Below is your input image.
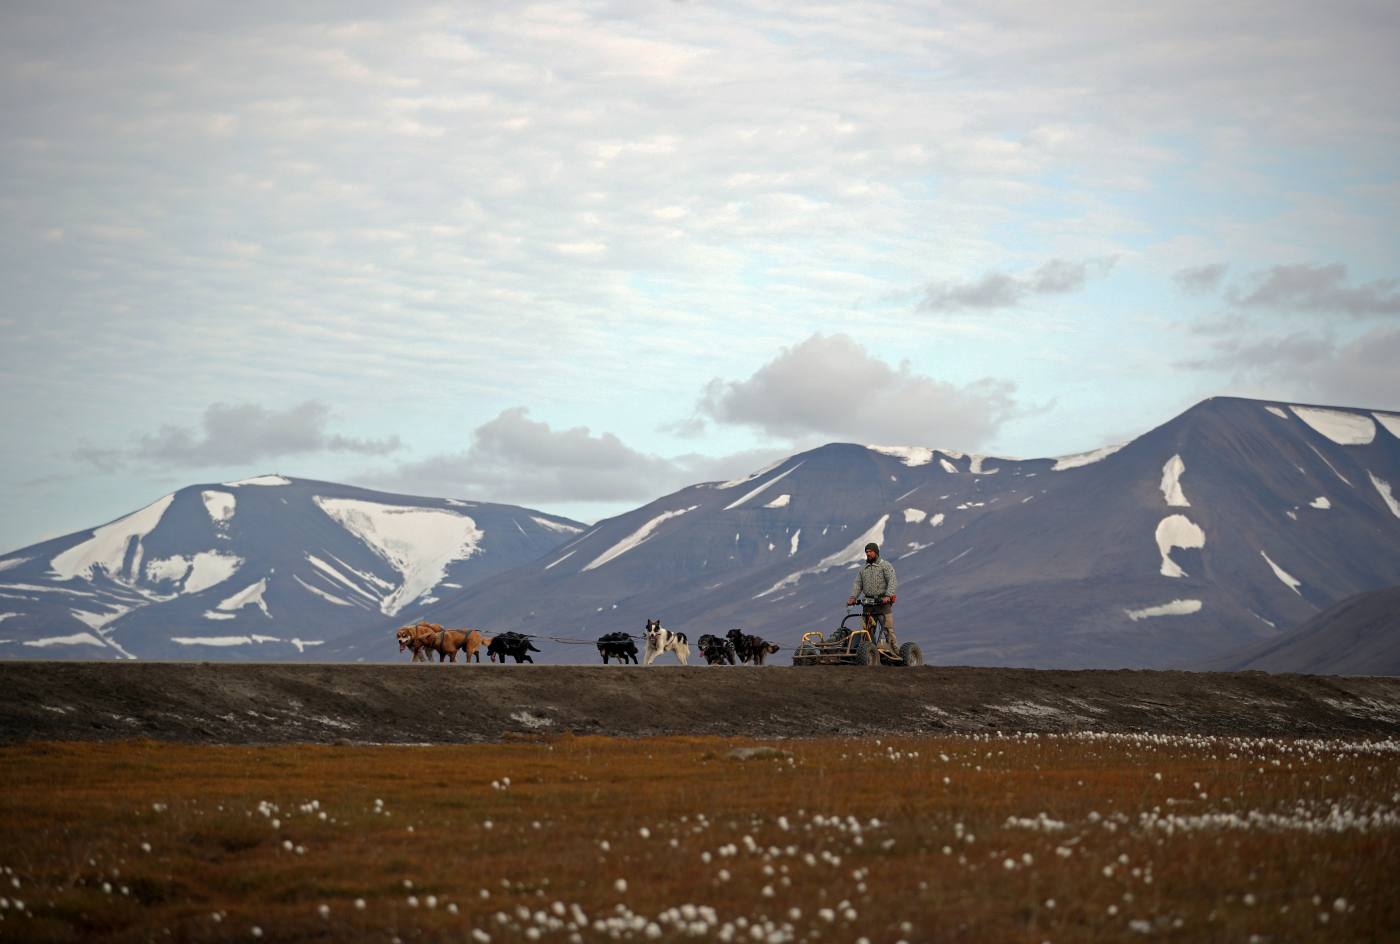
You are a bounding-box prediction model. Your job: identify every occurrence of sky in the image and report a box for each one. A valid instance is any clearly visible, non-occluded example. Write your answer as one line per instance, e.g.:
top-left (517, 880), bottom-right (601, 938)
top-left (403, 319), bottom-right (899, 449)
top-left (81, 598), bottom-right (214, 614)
top-left (2, 1), bottom-right (1398, 553)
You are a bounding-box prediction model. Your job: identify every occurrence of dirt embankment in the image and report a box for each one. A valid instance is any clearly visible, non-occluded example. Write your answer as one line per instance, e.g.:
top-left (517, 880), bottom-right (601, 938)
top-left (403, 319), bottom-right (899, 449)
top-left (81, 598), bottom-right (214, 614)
top-left (3, 662), bottom-right (1400, 745)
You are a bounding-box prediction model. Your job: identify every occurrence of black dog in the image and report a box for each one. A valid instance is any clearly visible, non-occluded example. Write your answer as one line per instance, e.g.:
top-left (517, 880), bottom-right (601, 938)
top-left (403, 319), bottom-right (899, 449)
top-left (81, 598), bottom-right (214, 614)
top-left (696, 633), bottom-right (737, 665)
top-left (726, 628), bottom-right (781, 666)
top-left (488, 632), bottom-right (540, 664)
top-left (596, 631), bottom-right (639, 665)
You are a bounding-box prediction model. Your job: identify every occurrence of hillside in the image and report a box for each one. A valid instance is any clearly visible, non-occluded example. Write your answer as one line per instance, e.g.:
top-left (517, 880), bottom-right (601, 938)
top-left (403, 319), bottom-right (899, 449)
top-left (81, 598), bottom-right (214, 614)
top-left (1203, 585), bottom-right (1400, 675)
top-left (4, 662), bottom-right (1400, 744)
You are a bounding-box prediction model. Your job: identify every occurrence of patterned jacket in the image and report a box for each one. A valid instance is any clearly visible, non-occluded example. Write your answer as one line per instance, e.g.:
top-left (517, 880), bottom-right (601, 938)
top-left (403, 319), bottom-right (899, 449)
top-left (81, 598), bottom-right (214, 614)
top-left (852, 557), bottom-right (897, 600)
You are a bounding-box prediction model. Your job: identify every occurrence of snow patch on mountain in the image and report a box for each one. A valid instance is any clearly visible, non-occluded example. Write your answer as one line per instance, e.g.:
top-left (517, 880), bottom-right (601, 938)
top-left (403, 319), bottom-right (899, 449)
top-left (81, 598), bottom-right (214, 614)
top-left (531, 516), bottom-right (584, 534)
top-left (723, 462), bottom-right (803, 511)
top-left (765, 494), bottom-right (791, 509)
top-left (71, 604), bottom-right (132, 632)
top-left (716, 458), bottom-right (787, 490)
top-left (584, 506), bottom-right (699, 572)
top-left (1310, 496), bottom-right (1331, 510)
top-left (938, 458), bottom-right (959, 474)
top-left (1375, 412), bottom-right (1400, 439)
top-left (1307, 443), bottom-right (1352, 486)
top-left (314, 498), bottom-right (484, 614)
top-left (545, 550), bottom-right (576, 570)
top-left (1291, 406), bottom-right (1375, 445)
top-left (969, 455), bottom-right (1004, 474)
top-left (294, 575), bottom-right (354, 607)
top-left (24, 632), bottom-right (107, 648)
top-left (1053, 443), bottom-right (1125, 471)
top-left (144, 551), bottom-right (242, 595)
top-left (49, 494), bottom-right (175, 581)
top-left (1160, 455), bottom-right (1190, 507)
top-left (1156, 515), bottom-right (1205, 578)
top-left (202, 490), bottom-right (236, 527)
top-left (868, 446), bottom-right (934, 467)
top-left (206, 578), bottom-right (271, 620)
top-left (929, 513), bottom-right (946, 527)
top-left (1370, 472), bottom-right (1400, 518)
top-left (789, 529), bottom-right (801, 556)
top-left (224, 474), bottom-right (292, 487)
top-left (1125, 599), bottom-right (1202, 621)
top-left (757, 515), bottom-right (890, 598)
top-left (0, 557), bottom-right (29, 573)
top-left (1266, 406), bottom-right (1289, 419)
top-left (306, 555), bottom-right (379, 603)
top-left (1260, 550), bottom-right (1302, 595)
top-left (903, 508), bottom-right (928, 523)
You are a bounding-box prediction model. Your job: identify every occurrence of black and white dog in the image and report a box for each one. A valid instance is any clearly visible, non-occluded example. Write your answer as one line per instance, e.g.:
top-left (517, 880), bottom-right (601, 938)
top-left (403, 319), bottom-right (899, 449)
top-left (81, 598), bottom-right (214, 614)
top-left (643, 618), bottom-right (690, 666)
top-left (696, 633), bottom-right (737, 665)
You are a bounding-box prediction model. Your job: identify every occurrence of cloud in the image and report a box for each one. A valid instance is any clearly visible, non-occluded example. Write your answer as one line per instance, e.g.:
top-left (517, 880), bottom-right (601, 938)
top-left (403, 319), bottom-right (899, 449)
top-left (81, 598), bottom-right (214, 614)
top-left (1174, 263), bottom-right (1228, 295)
top-left (1175, 327), bottom-right (1400, 409)
top-left (380, 407), bottom-right (786, 507)
top-left (690, 333), bottom-right (1025, 448)
top-left (1226, 263), bottom-right (1400, 316)
top-left (76, 402), bottom-right (400, 469)
top-left (921, 258), bottom-right (1115, 312)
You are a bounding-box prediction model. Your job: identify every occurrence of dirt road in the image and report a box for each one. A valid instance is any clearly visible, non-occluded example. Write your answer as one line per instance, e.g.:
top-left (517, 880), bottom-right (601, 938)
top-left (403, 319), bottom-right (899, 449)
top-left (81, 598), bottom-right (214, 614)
top-left (3, 662), bottom-right (1400, 744)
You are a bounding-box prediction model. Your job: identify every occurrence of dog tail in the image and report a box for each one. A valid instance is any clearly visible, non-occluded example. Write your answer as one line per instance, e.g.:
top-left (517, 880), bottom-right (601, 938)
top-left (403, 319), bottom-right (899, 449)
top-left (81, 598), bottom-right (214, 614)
top-left (526, 640), bottom-right (540, 652)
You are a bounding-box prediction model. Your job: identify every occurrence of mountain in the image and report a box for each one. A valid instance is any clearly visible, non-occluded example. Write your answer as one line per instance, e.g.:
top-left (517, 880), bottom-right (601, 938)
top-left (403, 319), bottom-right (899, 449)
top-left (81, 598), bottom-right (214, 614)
top-left (1199, 585), bottom-right (1400, 676)
top-left (326, 397), bottom-right (1400, 668)
top-left (0, 475), bottom-right (584, 661)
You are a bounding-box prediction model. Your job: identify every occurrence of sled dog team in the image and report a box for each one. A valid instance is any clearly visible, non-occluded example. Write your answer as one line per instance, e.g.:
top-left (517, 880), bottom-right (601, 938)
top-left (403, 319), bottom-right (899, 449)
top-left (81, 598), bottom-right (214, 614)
top-left (395, 618), bottom-right (779, 666)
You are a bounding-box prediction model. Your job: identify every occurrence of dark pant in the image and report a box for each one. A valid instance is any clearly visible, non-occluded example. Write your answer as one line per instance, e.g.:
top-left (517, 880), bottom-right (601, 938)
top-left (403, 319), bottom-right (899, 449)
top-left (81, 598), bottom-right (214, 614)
top-left (862, 604), bottom-right (895, 646)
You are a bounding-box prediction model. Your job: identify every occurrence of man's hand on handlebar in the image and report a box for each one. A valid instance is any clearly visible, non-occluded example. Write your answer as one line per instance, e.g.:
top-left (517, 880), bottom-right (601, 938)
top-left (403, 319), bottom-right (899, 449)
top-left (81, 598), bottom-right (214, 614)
top-left (846, 596), bottom-right (857, 606)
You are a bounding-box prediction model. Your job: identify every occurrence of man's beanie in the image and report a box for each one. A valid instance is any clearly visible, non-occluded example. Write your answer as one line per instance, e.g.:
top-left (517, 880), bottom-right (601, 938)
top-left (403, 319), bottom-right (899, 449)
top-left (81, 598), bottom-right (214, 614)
top-left (865, 542), bottom-right (879, 554)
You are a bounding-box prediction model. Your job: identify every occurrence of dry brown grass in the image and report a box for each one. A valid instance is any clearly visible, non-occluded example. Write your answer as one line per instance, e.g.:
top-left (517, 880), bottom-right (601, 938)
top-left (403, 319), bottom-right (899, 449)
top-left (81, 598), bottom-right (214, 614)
top-left (0, 733), bottom-right (1396, 942)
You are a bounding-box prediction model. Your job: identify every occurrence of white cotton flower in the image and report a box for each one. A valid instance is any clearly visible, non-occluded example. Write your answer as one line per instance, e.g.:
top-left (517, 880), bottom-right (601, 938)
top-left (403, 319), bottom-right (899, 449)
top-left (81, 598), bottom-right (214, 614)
top-left (614, 879), bottom-right (627, 893)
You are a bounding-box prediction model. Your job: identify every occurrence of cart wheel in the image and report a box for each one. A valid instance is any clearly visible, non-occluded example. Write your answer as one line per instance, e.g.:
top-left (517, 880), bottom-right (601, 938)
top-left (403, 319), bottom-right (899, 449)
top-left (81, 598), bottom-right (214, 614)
top-left (898, 642), bottom-right (923, 667)
top-left (852, 636), bottom-right (876, 666)
top-left (793, 643), bottom-right (818, 666)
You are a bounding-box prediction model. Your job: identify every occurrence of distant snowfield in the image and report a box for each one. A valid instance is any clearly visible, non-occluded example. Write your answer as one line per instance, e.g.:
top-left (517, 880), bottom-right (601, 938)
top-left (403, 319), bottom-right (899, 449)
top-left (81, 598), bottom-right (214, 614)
top-left (1260, 550), bottom-right (1302, 595)
top-left (223, 474), bottom-right (292, 487)
top-left (722, 462), bottom-right (803, 510)
top-left (903, 508), bottom-right (928, 523)
top-left (868, 445), bottom-right (934, 467)
top-left (938, 458), bottom-right (959, 474)
top-left (1290, 406), bottom-right (1375, 445)
top-left (1266, 406), bottom-right (1289, 419)
top-left (929, 513), bottom-right (946, 527)
top-left (314, 497), bottom-right (484, 614)
top-left (202, 490), bottom-right (236, 527)
top-left (49, 493), bottom-right (175, 581)
top-left (1310, 496), bottom-right (1331, 510)
top-left (1370, 472), bottom-right (1400, 518)
top-left (294, 575), bottom-right (354, 607)
top-left (205, 578), bottom-right (270, 620)
top-left (584, 506), bottom-right (699, 572)
top-left (1125, 599), bottom-right (1202, 621)
top-left (0, 557), bottom-right (29, 573)
top-left (1156, 515), bottom-right (1206, 578)
top-left (144, 551), bottom-right (242, 595)
top-left (757, 514), bottom-right (889, 598)
top-left (715, 458), bottom-right (787, 490)
top-left (1160, 455), bottom-right (1190, 507)
top-left (23, 632), bottom-right (107, 648)
top-left (171, 634), bottom-right (323, 652)
top-left (765, 494), bottom-right (791, 509)
top-left (530, 515), bottom-right (584, 534)
top-left (1375, 412), bottom-right (1400, 439)
top-left (1053, 443), bottom-right (1125, 471)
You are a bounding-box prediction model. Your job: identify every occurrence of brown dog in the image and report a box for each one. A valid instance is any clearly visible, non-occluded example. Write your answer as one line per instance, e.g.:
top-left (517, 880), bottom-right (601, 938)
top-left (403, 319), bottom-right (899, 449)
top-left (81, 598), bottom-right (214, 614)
top-left (395, 622), bottom-right (486, 663)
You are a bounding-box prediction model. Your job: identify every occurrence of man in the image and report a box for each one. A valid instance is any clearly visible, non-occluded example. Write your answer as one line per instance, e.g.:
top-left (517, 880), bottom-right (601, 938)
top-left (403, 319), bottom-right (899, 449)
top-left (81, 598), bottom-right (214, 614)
top-left (848, 542), bottom-right (897, 648)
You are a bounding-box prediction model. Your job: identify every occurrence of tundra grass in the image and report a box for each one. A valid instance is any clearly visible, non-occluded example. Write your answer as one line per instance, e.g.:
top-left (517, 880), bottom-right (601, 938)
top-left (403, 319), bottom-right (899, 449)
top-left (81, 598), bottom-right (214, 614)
top-left (0, 733), bottom-right (1396, 942)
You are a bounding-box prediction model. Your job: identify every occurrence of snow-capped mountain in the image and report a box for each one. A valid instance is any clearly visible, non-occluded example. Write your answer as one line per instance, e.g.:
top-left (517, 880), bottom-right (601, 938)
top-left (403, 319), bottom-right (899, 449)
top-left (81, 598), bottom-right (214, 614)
top-left (0, 475), bottom-right (584, 661)
top-left (327, 397), bottom-right (1400, 668)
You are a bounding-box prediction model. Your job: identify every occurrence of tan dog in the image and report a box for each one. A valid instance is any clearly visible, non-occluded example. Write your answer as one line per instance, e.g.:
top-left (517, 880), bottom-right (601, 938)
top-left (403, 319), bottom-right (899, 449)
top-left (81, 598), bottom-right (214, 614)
top-left (396, 621), bottom-right (487, 663)
top-left (395, 622), bottom-right (439, 662)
